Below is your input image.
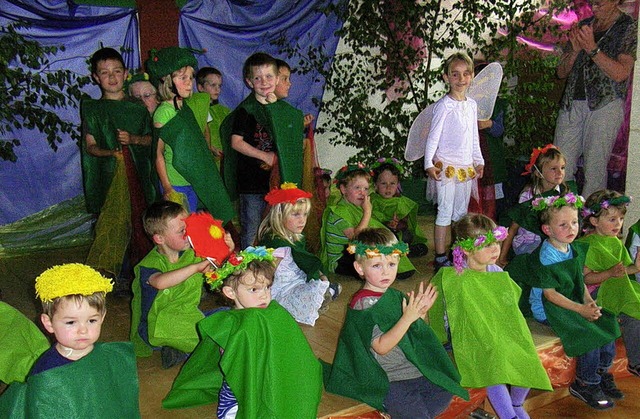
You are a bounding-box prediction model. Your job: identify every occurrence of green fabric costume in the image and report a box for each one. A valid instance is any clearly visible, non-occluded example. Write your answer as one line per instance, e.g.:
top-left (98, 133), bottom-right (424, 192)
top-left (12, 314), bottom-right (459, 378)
top-left (320, 198), bottom-right (415, 273)
top-left (0, 342), bottom-right (140, 418)
top-left (506, 242), bottom-right (620, 357)
top-left (157, 92), bottom-right (234, 222)
top-left (209, 103), bottom-right (230, 170)
top-left (323, 288), bottom-right (468, 411)
top-left (80, 99), bottom-right (156, 214)
top-left (370, 192), bottom-right (428, 246)
top-left (220, 94), bottom-right (304, 199)
top-left (430, 268), bottom-right (552, 390)
top-left (163, 301), bottom-right (322, 418)
top-left (259, 233), bottom-right (324, 280)
top-left (130, 247), bottom-right (205, 356)
top-left (625, 218), bottom-right (640, 249)
top-left (0, 302), bottom-right (49, 384)
top-left (578, 234), bottom-right (640, 318)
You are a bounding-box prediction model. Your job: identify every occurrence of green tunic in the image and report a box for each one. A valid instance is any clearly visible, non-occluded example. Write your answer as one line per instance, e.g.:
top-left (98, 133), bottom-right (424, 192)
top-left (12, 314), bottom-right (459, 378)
top-left (507, 242), bottom-right (620, 357)
top-left (430, 268), bottom-right (552, 390)
top-left (220, 94), bottom-right (304, 199)
top-left (579, 234), bottom-right (640, 318)
top-left (130, 247), bottom-right (205, 356)
top-left (80, 99), bottom-right (156, 214)
top-left (157, 92), bottom-right (234, 222)
top-left (163, 301), bottom-right (322, 418)
top-left (259, 233), bottom-right (324, 280)
top-left (0, 342), bottom-right (140, 418)
top-left (0, 302), bottom-right (49, 384)
top-left (370, 192), bottom-right (428, 246)
top-left (208, 103), bottom-right (230, 170)
top-left (323, 288), bottom-right (468, 411)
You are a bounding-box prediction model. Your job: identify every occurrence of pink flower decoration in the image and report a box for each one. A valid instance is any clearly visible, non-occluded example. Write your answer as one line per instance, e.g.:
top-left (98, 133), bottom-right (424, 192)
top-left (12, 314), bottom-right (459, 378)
top-left (452, 247), bottom-right (465, 274)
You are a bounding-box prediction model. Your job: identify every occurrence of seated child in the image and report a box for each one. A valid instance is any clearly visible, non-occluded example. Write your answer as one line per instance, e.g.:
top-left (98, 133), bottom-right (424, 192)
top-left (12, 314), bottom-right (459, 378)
top-left (320, 163), bottom-right (415, 279)
top-left (506, 193), bottom-right (622, 410)
top-left (0, 264), bottom-right (140, 418)
top-left (370, 157), bottom-right (429, 257)
top-left (130, 201), bottom-right (232, 368)
top-left (579, 190), bottom-right (640, 378)
top-left (162, 247), bottom-right (322, 418)
top-left (323, 228), bottom-right (468, 419)
top-left (196, 66), bottom-right (229, 169)
top-left (257, 183), bottom-right (339, 325)
top-left (430, 214), bottom-right (551, 419)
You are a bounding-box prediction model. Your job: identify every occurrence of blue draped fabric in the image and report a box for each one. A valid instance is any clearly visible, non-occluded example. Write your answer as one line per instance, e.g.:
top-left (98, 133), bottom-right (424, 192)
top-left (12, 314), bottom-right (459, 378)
top-left (0, 0), bottom-right (140, 224)
top-left (179, 0), bottom-right (342, 116)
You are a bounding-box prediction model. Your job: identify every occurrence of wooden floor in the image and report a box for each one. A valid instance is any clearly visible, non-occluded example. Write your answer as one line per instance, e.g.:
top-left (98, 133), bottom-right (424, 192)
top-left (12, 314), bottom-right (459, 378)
top-left (2, 215), bottom-right (640, 418)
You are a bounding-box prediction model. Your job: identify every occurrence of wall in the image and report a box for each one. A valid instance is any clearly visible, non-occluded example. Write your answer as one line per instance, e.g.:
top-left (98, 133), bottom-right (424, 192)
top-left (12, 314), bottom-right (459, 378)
top-left (137, 0), bottom-right (179, 63)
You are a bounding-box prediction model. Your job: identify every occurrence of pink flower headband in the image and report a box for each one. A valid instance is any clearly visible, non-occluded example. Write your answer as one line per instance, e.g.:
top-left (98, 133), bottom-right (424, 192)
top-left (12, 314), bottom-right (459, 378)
top-left (451, 226), bottom-right (508, 274)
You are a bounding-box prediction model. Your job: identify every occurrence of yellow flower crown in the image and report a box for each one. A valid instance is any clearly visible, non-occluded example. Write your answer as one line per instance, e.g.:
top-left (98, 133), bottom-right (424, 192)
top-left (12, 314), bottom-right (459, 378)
top-left (35, 263), bottom-right (113, 303)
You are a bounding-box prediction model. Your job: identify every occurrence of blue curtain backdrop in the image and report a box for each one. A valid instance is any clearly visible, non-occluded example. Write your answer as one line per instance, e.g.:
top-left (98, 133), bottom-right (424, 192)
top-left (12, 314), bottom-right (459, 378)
top-left (179, 0), bottom-right (342, 116)
top-left (0, 0), bottom-right (140, 225)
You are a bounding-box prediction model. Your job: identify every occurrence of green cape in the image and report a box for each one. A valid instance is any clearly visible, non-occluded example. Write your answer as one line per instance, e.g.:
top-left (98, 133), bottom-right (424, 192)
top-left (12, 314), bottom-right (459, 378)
top-left (430, 268), bottom-right (552, 390)
top-left (80, 99), bottom-right (156, 214)
top-left (370, 192), bottom-right (428, 246)
top-left (163, 301), bottom-right (322, 418)
top-left (208, 103), bottom-right (231, 170)
top-left (157, 92), bottom-right (235, 222)
top-left (323, 288), bottom-right (468, 411)
top-left (507, 242), bottom-right (620, 357)
top-left (259, 234), bottom-right (324, 280)
top-left (0, 342), bottom-right (140, 418)
top-left (220, 94), bottom-right (304, 199)
top-left (130, 248), bottom-right (205, 356)
top-left (0, 302), bottom-right (49, 384)
top-left (579, 234), bottom-right (640, 318)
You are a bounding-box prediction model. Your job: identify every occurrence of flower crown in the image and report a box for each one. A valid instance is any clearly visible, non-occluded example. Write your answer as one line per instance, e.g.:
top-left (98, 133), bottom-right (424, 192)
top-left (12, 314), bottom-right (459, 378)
top-left (264, 182), bottom-right (312, 206)
top-left (531, 192), bottom-right (585, 212)
top-left (35, 263), bottom-right (113, 303)
top-left (205, 246), bottom-right (274, 290)
top-left (334, 162), bottom-right (372, 184)
top-left (581, 195), bottom-right (632, 218)
top-left (346, 240), bottom-right (409, 258)
top-left (522, 143), bottom-right (557, 176)
top-left (371, 157), bottom-right (405, 176)
top-left (451, 227), bottom-right (508, 273)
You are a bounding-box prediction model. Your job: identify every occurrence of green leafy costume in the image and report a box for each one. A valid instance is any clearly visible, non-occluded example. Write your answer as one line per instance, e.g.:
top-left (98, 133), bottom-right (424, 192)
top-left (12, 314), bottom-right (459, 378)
top-left (259, 233), bottom-right (324, 280)
top-left (220, 94), bottom-right (304, 199)
top-left (506, 242), bottom-right (620, 357)
top-left (578, 234), bottom-right (640, 318)
top-left (130, 247), bottom-right (205, 356)
top-left (209, 103), bottom-right (230, 170)
top-left (323, 288), bottom-right (468, 411)
top-left (0, 342), bottom-right (140, 418)
top-left (370, 192), bottom-right (428, 246)
top-left (430, 268), bottom-right (552, 390)
top-left (163, 301), bottom-right (322, 418)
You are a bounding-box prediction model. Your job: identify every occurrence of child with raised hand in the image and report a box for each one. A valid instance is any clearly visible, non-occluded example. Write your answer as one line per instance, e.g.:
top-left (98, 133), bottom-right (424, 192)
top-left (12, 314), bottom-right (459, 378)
top-left (430, 214), bottom-right (551, 419)
top-left (371, 157), bottom-right (429, 257)
top-left (424, 52), bottom-right (484, 272)
top-left (162, 247), bottom-right (322, 418)
top-left (579, 189), bottom-right (640, 378)
top-left (0, 264), bottom-right (140, 418)
top-left (146, 47), bottom-right (234, 222)
top-left (320, 163), bottom-right (415, 279)
top-left (257, 183), bottom-right (339, 324)
top-left (506, 194), bottom-right (621, 410)
top-left (323, 228), bottom-right (467, 418)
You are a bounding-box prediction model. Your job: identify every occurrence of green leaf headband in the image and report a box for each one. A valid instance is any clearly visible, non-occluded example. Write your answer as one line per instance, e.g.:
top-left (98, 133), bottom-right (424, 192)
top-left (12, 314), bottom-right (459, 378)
top-left (346, 240), bottom-right (409, 258)
top-left (581, 195), bottom-right (631, 217)
top-left (531, 192), bottom-right (585, 212)
top-left (451, 227), bottom-right (508, 273)
top-left (205, 246), bottom-right (274, 290)
top-left (333, 162), bottom-right (372, 184)
top-left (371, 157), bottom-right (405, 175)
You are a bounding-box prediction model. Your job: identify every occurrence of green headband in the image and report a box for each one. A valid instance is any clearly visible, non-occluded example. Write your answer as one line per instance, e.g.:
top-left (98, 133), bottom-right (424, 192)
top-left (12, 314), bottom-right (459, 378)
top-left (346, 240), bottom-right (409, 258)
top-left (205, 246), bottom-right (274, 290)
top-left (531, 192), bottom-right (585, 212)
top-left (582, 195), bottom-right (631, 217)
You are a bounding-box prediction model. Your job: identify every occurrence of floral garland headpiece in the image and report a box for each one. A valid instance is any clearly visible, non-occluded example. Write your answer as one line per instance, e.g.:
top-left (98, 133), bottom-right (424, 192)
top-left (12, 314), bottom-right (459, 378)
top-left (531, 192), bottom-right (585, 212)
top-left (371, 157), bottom-right (405, 176)
top-left (522, 143), bottom-right (557, 176)
top-left (334, 162), bottom-right (373, 184)
top-left (581, 195), bottom-right (632, 218)
top-left (35, 263), bottom-right (113, 303)
top-left (264, 182), bottom-right (312, 205)
top-left (451, 227), bottom-right (508, 273)
top-left (346, 240), bottom-right (409, 258)
top-left (124, 72), bottom-right (151, 91)
top-left (205, 246), bottom-right (274, 290)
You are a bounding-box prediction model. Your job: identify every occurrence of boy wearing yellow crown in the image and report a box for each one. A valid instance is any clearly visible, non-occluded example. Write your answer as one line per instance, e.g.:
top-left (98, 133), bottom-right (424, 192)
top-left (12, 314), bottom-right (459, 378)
top-left (0, 263), bottom-right (140, 418)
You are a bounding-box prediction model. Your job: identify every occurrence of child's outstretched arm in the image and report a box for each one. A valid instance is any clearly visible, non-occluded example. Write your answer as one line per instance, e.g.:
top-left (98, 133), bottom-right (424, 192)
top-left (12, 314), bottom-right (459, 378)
top-left (583, 263), bottom-right (626, 285)
top-left (148, 260), bottom-right (211, 290)
top-left (543, 287), bottom-right (602, 322)
top-left (371, 282), bottom-right (437, 355)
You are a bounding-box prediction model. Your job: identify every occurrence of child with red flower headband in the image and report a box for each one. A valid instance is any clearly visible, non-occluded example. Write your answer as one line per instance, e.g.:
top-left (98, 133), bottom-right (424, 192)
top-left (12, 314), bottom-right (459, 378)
top-left (430, 213), bottom-right (551, 419)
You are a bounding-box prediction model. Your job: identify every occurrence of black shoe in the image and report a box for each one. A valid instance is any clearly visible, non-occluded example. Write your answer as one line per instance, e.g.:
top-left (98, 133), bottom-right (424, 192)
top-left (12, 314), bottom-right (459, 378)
top-left (396, 270), bottom-right (415, 280)
top-left (599, 372), bottom-right (624, 400)
top-left (329, 282), bottom-right (342, 301)
top-left (433, 258), bottom-right (452, 273)
top-left (569, 381), bottom-right (614, 410)
top-left (161, 347), bottom-right (188, 369)
top-left (408, 243), bottom-right (428, 258)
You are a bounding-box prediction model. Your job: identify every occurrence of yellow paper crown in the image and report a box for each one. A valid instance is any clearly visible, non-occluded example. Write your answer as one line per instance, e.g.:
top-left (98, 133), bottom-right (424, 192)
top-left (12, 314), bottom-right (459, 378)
top-left (35, 263), bottom-right (113, 302)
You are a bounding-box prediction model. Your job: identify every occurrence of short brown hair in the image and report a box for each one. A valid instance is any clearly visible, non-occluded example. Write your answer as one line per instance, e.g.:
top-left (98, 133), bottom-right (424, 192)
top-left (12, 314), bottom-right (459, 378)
top-left (41, 292), bottom-right (107, 319)
top-left (223, 260), bottom-right (275, 295)
top-left (143, 201), bottom-right (187, 237)
top-left (243, 52), bottom-right (277, 81)
top-left (352, 228), bottom-right (398, 262)
top-left (452, 213), bottom-right (497, 243)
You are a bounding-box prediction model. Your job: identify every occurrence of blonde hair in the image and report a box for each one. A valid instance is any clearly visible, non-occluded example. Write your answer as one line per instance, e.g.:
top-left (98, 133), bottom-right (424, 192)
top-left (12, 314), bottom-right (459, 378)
top-left (41, 292), bottom-right (106, 319)
top-left (443, 52), bottom-right (474, 76)
top-left (157, 66), bottom-right (193, 101)
top-left (529, 148), bottom-right (568, 195)
top-left (257, 198), bottom-right (311, 244)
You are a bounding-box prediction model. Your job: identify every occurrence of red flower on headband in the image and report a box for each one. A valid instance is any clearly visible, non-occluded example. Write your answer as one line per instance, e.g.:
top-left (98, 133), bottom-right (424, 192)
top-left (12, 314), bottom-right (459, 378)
top-left (522, 144), bottom-right (557, 176)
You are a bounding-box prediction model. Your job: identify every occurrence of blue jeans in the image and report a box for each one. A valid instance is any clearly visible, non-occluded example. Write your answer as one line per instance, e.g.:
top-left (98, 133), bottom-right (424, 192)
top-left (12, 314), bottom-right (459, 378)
top-left (576, 341), bottom-right (616, 385)
top-left (239, 193), bottom-right (266, 249)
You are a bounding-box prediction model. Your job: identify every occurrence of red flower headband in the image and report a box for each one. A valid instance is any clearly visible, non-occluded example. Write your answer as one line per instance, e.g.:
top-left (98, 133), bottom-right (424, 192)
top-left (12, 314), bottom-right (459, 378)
top-left (521, 144), bottom-right (557, 176)
top-left (264, 182), bottom-right (312, 206)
